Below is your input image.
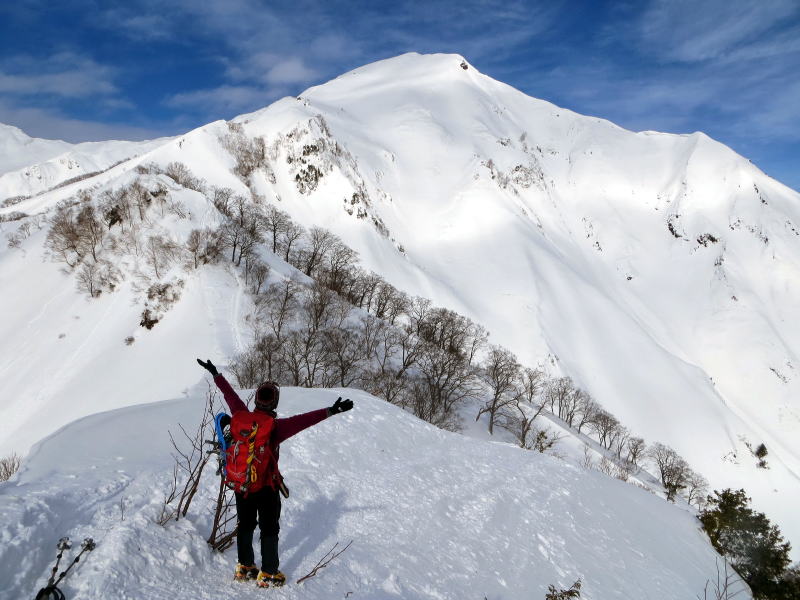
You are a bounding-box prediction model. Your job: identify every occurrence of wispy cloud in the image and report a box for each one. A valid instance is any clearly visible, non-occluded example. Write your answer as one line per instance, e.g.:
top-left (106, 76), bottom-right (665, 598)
top-left (0, 52), bottom-right (118, 98)
top-left (165, 84), bottom-right (272, 114)
top-left (126, 0), bottom-right (563, 121)
top-left (0, 100), bottom-right (168, 142)
top-left (638, 0), bottom-right (798, 63)
top-left (1, 0), bottom-right (797, 190)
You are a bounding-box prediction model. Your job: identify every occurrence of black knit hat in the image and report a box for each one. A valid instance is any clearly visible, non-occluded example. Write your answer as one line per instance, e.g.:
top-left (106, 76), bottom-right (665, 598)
top-left (255, 381), bottom-right (280, 412)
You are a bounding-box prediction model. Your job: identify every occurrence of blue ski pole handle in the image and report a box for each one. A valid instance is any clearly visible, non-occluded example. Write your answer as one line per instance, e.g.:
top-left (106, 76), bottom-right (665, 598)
top-left (214, 413), bottom-right (231, 476)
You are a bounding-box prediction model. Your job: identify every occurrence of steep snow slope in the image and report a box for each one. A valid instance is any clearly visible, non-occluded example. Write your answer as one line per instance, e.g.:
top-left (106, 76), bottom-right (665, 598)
top-left (0, 52), bottom-right (797, 553)
top-left (232, 54), bottom-right (800, 547)
top-left (0, 124), bottom-right (169, 202)
top-left (0, 387), bottom-right (747, 600)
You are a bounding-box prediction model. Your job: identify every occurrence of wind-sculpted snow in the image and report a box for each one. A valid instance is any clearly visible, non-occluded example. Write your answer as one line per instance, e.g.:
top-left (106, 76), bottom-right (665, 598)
top-left (0, 52), bottom-right (798, 557)
top-left (0, 387), bottom-right (744, 599)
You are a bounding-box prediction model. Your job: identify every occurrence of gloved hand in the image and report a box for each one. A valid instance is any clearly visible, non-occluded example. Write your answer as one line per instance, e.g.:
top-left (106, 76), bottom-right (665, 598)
top-left (329, 397), bottom-right (353, 415)
top-left (196, 358), bottom-right (219, 377)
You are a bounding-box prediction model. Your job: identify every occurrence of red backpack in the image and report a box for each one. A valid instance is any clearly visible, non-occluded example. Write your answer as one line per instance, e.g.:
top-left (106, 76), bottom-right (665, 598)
top-left (225, 410), bottom-right (278, 495)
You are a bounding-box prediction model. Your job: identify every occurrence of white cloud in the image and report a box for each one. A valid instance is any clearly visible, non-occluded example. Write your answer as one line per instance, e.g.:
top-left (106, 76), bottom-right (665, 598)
top-left (265, 57), bottom-right (317, 85)
top-left (639, 0), bottom-right (798, 63)
top-left (0, 101), bottom-right (168, 142)
top-left (165, 84), bottom-right (270, 114)
top-left (0, 52), bottom-right (118, 98)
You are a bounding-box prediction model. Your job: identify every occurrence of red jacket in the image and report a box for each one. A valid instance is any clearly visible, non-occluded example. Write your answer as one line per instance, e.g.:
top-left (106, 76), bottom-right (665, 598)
top-left (213, 374), bottom-right (329, 485)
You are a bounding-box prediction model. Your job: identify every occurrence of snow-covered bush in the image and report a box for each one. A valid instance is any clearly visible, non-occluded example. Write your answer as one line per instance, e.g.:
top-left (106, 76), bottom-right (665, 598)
top-left (0, 452), bottom-right (21, 482)
top-left (140, 279), bottom-right (184, 329)
top-left (221, 124), bottom-right (268, 180)
top-left (164, 161), bottom-right (206, 193)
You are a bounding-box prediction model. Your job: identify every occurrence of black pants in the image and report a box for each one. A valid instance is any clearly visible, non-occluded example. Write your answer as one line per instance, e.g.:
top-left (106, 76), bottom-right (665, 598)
top-left (235, 486), bottom-right (281, 572)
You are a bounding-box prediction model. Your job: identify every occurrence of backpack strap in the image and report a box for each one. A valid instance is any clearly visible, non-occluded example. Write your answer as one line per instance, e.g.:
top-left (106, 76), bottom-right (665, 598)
top-left (244, 422), bottom-right (259, 493)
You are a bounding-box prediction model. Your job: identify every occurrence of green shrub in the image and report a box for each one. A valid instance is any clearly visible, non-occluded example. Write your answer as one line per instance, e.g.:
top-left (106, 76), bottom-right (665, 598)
top-left (700, 489), bottom-right (793, 599)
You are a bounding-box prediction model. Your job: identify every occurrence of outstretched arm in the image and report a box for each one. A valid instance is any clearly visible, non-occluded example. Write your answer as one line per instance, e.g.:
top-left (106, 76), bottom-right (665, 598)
top-left (273, 397), bottom-right (354, 445)
top-left (197, 358), bottom-right (247, 415)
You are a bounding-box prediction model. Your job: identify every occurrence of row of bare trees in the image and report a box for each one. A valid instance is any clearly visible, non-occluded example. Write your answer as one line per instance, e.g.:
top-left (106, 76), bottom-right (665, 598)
top-left (229, 275), bottom-right (487, 431)
top-left (472, 340), bottom-right (708, 503)
top-left (208, 191), bottom-right (709, 505)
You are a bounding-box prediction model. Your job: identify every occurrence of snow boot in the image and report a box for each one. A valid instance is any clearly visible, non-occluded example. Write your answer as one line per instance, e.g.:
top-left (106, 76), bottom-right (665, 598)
top-left (234, 563), bottom-right (259, 581)
top-left (256, 570), bottom-right (286, 588)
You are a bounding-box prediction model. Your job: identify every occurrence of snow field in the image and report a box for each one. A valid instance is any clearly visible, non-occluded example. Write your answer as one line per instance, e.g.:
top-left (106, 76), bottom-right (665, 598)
top-left (0, 385), bottom-right (741, 600)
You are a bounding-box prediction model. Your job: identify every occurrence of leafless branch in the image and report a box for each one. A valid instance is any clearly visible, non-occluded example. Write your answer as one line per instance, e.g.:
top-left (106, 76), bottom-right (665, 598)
top-left (296, 540), bottom-right (353, 584)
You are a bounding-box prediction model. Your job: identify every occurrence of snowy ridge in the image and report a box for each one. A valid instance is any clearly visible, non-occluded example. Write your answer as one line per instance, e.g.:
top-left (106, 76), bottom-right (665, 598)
top-left (0, 386), bottom-right (738, 600)
top-left (0, 125), bottom-right (170, 203)
top-left (0, 123), bottom-right (72, 176)
top-left (0, 52), bottom-right (798, 559)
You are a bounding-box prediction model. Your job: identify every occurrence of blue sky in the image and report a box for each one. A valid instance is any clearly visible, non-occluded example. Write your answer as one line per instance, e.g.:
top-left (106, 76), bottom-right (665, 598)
top-left (1, 0), bottom-right (798, 190)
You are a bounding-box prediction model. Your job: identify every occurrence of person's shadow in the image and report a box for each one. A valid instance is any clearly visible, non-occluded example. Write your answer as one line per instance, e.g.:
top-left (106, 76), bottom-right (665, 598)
top-left (277, 488), bottom-right (381, 575)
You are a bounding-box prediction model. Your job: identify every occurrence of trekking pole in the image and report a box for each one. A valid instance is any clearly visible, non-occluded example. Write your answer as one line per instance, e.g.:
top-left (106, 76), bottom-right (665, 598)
top-left (47, 538), bottom-right (72, 587)
top-left (35, 538), bottom-right (96, 600)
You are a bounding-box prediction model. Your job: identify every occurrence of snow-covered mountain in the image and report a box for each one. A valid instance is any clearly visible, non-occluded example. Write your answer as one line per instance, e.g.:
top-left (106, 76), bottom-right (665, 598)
top-left (1, 52), bottom-right (798, 567)
top-left (0, 386), bottom-right (740, 599)
top-left (0, 124), bottom-right (169, 203)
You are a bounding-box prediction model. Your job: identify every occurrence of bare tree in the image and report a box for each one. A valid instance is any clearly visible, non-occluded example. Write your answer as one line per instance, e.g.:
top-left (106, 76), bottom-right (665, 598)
top-left (610, 425), bottom-right (631, 461)
top-left (648, 442), bottom-right (692, 501)
top-left (46, 205), bottom-right (84, 267)
top-left (356, 314), bottom-right (384, 364)
top-left (185, 228), bottom-right (219, 269)
top-left (412, 340), bottom-right (482, 430)
top-left (162, 388), bottom-right (216, 523)
top-left (235, 220), bottom-right (261, 267)
top-left (279, 220), bottom-right (305, 263)
top-left (573, 392), bottom-right (599, 434)
top-left (625, 436), bottom-right (647, 467)
top-left (75, 259), bottom-right (119, 298)
top-left (348, 270), bottom-right (382, 311)
top-left (477, 345), bottom-right (521, 435)
top-left (230, 333), bottom-right (285, 387)
top-left (76, 205), bottom-right (105, 262)
top-left (257, 278), bottom-right (302, 340)
top-left (219, 221), bottom-right (244, 264)
top-left (363, 368), bottom-right (407, 406)
top-left (259, 204), bottom-right (291, 254)
top-left (248, 259), bottom-right (270, 294)
top-left (211, 186), bottom-right (235, 217)
top-left (500, 387), bottom-right (548, 449)
top-left (301, 281), bottom-right (345, 335)
top-left (300, 226), bottom-right (337, 277)
top-left (686, 471), bottom-right (709, 508)
top-left (145, 235), bottom-right (179, 279)
top-left (589, 409), bottom-right (622, 450)
top-left (321, 327), bottom-right (365, 387)
top-left (544, 377), bottom-right (583, 426)
top-left (277, 329), bottom-right (323, 387)
top-left (76, 260), bottom-right (100, 297)
top-left (320, 238), bottom-right (359, 294)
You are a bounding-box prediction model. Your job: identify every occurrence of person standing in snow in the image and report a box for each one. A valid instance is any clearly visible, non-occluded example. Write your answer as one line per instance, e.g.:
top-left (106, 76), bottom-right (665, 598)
top-left (196, 358), bottom-right (353, 588)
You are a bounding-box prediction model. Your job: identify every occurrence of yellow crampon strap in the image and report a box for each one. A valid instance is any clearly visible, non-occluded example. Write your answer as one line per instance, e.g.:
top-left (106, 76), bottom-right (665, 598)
top-left (245, 423), bottom-right (259, 486)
